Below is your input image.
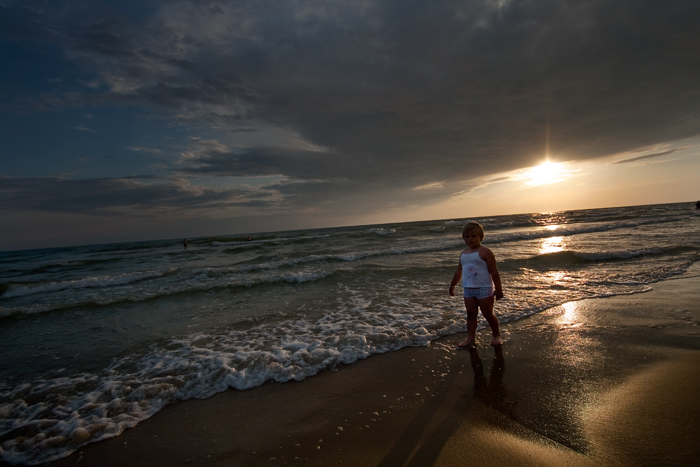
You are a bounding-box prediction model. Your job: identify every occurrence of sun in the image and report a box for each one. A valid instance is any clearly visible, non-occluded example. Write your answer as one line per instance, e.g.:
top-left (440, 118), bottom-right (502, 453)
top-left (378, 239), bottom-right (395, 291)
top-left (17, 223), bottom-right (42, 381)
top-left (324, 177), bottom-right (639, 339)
top-left (525, 161), bottom-right (566, 186)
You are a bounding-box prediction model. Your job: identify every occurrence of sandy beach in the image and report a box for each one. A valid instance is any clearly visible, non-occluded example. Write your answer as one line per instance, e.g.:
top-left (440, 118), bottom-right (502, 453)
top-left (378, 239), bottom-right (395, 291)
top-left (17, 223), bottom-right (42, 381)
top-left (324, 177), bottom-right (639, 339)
top-left (41, 268), bottom-right (700, 467)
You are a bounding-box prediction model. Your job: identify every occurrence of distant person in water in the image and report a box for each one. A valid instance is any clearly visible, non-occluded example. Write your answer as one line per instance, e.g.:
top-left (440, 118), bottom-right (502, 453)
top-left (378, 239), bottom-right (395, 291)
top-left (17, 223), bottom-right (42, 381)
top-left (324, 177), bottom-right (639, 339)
top-left (449, 222), bottom-right (504, 348)
top-left (183, 238), bottom-right (188, 249)
top-left (696, 200), bottom-right (700, 210)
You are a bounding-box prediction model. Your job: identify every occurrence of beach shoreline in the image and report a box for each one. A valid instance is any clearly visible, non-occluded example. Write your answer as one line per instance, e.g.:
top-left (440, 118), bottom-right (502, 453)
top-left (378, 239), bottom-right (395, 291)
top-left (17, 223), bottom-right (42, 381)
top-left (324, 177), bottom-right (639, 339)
top-left (32, 269), bottom-right (700, 466)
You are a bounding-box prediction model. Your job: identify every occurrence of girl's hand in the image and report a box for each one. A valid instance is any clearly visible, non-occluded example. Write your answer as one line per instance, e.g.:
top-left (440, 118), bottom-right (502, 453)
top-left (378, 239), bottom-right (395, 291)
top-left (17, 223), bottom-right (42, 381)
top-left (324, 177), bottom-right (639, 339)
top-left (449, 287), bottom-right (455, 296)
top-left (495, 290), bottom-right (504, 300)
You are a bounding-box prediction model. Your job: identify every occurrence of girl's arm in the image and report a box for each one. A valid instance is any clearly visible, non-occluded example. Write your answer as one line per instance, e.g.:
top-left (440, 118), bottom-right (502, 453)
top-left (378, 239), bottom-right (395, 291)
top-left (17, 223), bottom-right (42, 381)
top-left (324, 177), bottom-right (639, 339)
top-left (449, 262), bottom-right (462, 296)
top-left (481, 248), bottom-right (504, 300)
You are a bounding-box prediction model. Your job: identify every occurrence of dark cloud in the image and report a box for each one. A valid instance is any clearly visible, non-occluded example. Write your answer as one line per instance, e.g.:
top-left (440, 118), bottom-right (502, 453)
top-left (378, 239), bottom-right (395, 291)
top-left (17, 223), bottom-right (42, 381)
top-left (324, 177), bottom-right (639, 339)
top-left (0, 176), bottom-right (274, 214)
top-left (177, 142), bottom-right (344, 179)
top-left (0, 172), bottom-right (429, 222)
top-left (3, 0), bottom-right (700, 219)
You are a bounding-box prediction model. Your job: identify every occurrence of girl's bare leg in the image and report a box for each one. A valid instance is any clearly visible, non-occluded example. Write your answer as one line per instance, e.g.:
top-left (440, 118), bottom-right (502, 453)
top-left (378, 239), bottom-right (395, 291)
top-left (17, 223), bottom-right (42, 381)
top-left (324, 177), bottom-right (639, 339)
top-left (458, 297), bottom-right (479, 347)
top-left (477, 296), bottom-right (502, 345)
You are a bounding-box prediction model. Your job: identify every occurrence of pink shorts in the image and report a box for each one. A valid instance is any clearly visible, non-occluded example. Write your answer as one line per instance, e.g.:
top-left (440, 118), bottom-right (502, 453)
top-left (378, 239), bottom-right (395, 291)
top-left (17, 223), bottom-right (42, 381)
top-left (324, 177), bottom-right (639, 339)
top-left (463, 286), bottom-right (494, 299)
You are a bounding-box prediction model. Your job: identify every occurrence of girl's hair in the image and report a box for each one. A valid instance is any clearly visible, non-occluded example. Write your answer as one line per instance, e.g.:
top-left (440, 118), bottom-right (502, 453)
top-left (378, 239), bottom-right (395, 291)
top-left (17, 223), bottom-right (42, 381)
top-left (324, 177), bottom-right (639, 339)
top-left (461, 222), bottom-right (484, 240)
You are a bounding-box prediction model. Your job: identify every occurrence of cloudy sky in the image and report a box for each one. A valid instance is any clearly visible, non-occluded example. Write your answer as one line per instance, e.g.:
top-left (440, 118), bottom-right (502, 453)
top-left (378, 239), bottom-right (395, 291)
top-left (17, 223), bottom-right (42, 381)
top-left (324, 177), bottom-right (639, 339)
top-left (2, 0), bottom-right (700, 250)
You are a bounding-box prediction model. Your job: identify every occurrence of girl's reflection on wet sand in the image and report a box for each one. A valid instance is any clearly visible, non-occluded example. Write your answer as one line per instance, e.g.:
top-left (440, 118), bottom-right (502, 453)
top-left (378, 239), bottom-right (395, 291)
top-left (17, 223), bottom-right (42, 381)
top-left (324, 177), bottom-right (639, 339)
top-left (469, 346), bottom-right (516, 420)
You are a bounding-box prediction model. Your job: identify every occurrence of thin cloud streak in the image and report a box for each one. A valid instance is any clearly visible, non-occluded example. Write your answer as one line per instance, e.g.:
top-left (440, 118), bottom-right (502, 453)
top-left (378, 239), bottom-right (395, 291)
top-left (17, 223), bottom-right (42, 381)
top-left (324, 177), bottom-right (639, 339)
top-left (612, 147), bottom-right (689, 164)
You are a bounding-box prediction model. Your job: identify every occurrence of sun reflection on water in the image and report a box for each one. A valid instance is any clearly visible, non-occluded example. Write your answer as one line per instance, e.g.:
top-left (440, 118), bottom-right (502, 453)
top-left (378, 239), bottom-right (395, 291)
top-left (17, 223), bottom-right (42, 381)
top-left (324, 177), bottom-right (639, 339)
top-left (540, 236), bottom-right (566, 254)
top-left (546, 271), bottom-right (568, 282)
top-left (560, 301), bottom-right (580, 324)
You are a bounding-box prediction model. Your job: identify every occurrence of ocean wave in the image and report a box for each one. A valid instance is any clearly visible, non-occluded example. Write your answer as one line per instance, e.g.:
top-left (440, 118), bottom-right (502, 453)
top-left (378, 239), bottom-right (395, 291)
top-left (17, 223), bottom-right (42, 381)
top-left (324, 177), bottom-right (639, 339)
top-left (0, 268), bottom-right (340, 319)
top-left (367, 228), bottom-right (396, 235)
top-left (5, 258), bottom-right (125, 278)
top-left (3, 214), bottom-right (694, 316)
top-left (231, 215), bottom-right (693, 268)
top-left (204, 240), bottom-right (461, 275)
top-left (443, 210), bottom-right (691, 232)
top-left (515, 261), bottom-right (692, 289)
top-left (575, 248), bottom-right (666, 261)
top-left (0, 270), bottom-right (169, 300)
top-left (516, 248), bottom-right (666, 267)
top-left (486, 214), bottom-right (691, 244)
top-left (8, 213), bottom-right (689, 303)
top-left (212, 240), bottom-right (259, 246)
top-left (74, 241), bottom-right (165, 254)
top-left (211, 233), bottom-right (331, 247)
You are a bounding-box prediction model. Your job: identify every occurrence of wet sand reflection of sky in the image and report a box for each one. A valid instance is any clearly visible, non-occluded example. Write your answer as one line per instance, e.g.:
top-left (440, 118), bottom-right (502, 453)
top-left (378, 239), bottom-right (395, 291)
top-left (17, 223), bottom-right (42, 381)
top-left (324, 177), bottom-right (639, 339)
top-left (554, 301), bottom-right (592, 367)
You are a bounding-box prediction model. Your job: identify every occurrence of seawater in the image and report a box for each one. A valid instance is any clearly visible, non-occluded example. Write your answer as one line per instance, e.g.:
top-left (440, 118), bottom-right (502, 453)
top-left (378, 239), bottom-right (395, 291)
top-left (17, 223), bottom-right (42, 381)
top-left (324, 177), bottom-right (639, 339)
top-left (1, 202), bottom-right (698, 464)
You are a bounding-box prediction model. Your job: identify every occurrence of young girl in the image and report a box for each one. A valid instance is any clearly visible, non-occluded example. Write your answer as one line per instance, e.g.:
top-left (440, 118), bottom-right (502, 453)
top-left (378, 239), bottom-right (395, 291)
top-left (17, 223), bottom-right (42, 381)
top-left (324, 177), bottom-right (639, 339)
top-left (449, 222), bottom-right (504, 348)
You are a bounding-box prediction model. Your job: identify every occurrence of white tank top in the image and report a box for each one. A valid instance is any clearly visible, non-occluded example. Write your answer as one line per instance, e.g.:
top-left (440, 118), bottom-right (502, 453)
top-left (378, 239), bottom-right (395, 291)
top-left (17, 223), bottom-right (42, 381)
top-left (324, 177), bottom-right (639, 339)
top-left (460, 249), bottom-right (492, 288)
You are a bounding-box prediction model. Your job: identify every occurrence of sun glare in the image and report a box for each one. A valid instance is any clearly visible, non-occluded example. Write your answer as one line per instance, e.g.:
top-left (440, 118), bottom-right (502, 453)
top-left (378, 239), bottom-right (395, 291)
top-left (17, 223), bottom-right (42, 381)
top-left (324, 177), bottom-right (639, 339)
top-left (539, 236), bottom-right (565, 254)
top-left (525, 161), bottom-right (566, 186)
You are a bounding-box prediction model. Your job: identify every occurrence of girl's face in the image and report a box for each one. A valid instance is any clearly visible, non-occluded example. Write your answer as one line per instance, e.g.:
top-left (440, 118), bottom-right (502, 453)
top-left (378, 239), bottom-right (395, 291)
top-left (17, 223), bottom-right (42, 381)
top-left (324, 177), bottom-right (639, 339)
top-left (463, 231), bottom-right (481, 249)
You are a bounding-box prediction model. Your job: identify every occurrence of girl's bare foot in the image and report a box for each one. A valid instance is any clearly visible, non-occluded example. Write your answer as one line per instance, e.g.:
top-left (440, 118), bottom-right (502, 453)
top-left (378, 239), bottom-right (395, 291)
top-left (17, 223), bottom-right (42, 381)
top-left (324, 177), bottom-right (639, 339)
top-left (490, 335), bottom-right (502, 346)
top-left (457, 339), bottom-right (476, 349)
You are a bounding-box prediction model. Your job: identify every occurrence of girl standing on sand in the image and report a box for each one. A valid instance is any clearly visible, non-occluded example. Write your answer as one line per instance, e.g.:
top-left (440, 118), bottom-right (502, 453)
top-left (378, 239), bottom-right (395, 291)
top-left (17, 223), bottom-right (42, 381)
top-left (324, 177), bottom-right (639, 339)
top-left (448, 222), bottom-right (504, 348)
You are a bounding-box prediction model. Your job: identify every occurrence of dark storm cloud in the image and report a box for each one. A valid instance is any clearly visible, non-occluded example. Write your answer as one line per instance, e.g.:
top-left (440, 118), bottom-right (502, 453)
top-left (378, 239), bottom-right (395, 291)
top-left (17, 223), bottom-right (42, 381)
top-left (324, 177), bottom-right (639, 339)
top-left (177, 138), bottom-right (351, 180)
top-left (3, 0), bottom-right (700, 214)
top-left (0, 176), bottom-right (274, 213)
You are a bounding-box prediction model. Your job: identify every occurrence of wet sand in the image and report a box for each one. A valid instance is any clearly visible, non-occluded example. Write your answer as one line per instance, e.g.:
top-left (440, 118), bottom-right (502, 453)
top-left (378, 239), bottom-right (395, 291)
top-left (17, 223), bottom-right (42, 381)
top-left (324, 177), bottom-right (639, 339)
top-left (46, 270), bottom-right (700, 467)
